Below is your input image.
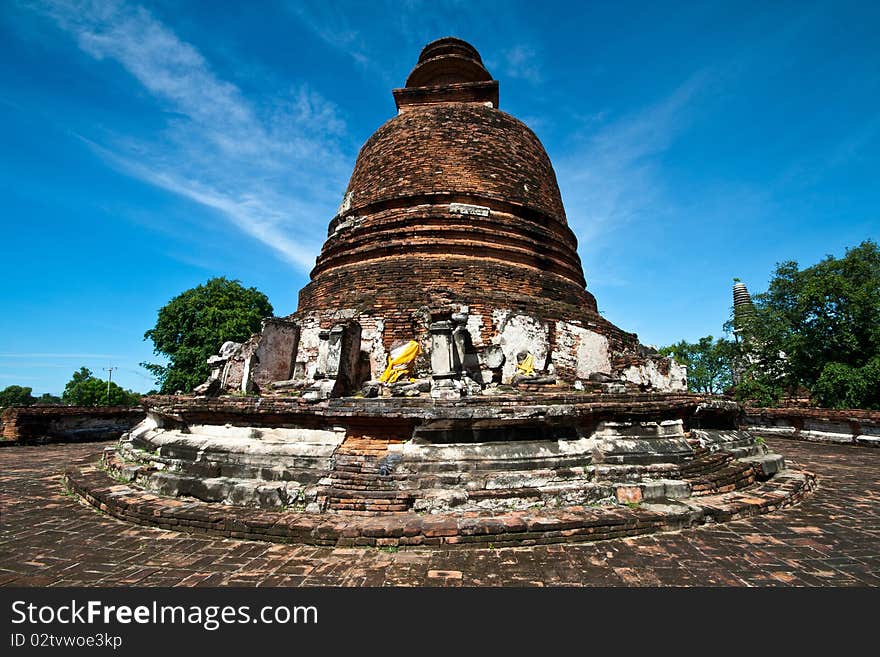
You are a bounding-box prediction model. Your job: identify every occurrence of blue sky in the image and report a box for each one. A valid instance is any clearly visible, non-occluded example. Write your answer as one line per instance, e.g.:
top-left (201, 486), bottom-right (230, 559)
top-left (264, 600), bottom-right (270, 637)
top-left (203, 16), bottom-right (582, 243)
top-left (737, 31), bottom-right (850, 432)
top-left (1, 0), bottom-right (877, 395)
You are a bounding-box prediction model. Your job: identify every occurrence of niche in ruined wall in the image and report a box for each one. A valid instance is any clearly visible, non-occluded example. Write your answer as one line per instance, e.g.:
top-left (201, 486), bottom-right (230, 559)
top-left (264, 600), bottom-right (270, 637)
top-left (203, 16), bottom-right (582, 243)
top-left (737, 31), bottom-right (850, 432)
top-left (250, 319), bottom-right (300, 388)
top-left (493, 311), bottom-right (550, 383)
top-left (357, 316), bottom-right (387, 382)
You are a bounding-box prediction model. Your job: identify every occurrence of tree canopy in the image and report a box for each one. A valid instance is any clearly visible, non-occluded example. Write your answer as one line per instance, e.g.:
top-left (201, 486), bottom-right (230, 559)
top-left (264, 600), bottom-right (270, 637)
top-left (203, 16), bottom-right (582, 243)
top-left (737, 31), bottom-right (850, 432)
top-left (0, 385), bottom-right (37, 408)
top-left (734, 239), bottom-right (880, 409)
top-left (142, 277), bottom-right (273, 393)
top-left (658, 336), bottom-right (734, 394)
top-left (61, 368), bottom-right (142, 406)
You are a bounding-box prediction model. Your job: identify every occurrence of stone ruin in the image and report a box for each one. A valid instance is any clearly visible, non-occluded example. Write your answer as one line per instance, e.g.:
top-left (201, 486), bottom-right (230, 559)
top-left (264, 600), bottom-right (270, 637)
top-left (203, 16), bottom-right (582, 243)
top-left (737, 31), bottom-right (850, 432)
top-left (199, 37), bottom-right (685, 401)
top-left (89, 38), bottom-right (813, 546)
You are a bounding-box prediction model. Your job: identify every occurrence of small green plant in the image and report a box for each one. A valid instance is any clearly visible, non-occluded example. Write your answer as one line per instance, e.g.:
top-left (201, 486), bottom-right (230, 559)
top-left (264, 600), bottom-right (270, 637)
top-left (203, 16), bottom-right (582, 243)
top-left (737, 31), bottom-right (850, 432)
top-left (754, 436), bottom-right (766, 446)
top-left (277, 501), bottom-right (307, 513)
top-left (624, 501), bottom-right (640, 509)
top-left (60, 479), bottom-right (75, 498)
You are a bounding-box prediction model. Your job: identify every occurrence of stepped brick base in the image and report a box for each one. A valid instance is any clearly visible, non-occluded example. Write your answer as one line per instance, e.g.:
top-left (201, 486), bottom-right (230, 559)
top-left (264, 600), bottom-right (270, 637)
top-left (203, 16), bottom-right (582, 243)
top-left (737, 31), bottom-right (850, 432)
top-left (323, 436), bottom-right (413, 513)
top-left (64, 453), bottom-right (815, 548)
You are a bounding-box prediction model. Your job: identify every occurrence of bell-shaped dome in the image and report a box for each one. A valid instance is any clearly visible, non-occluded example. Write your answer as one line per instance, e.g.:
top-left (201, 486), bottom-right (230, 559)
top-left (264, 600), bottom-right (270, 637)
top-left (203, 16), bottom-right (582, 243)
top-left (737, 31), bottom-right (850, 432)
top-left (297, 38), bottom-right (636, 354)
top-left (343, 103), bottom-right (568, 224)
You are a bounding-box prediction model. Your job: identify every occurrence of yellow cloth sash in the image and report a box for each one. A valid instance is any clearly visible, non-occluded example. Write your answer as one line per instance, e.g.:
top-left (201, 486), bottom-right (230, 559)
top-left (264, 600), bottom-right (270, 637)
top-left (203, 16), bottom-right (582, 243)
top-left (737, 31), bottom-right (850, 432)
top-left (378, 340), bottom-right (422, 384)
top-left (516, 353), bottom-right (535, 376)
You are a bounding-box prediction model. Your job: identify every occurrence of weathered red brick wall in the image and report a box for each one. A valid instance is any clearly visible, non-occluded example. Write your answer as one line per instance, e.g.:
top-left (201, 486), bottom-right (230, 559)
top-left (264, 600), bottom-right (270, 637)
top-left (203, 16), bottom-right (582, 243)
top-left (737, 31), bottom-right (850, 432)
top-left (342, 104), bottom-right (567, 223)
top-left (1, 406), bottom-right (145, 444)
top-left (298, 255), bottom-right (635, 355)
top-left (742, 406), bottom-right (880, 447)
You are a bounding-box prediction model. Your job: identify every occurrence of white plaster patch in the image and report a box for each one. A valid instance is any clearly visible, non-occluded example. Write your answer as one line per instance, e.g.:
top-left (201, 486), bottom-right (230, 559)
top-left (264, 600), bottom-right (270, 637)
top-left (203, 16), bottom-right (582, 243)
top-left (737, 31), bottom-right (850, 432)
top-left (449, 202), bottom-right (490, 216)
top-left (296, 313), bottom-right (322, 380)
top-left (553, 321), bottom-right (611, 379)
top-left (466, 314), bottom-right (485, 347)
top-left (622, 358), bottom-right (687, 392)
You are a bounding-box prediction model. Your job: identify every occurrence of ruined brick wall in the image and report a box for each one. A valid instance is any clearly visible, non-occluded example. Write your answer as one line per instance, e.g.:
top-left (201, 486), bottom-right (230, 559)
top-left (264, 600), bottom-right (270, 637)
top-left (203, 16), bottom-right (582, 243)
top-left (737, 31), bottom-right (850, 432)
top-left (291, 306), bottom-right (636, 384)
top-left (742, 406), bottom-right (880, 447)
top-left (1, 406), bottom-right (145, 444)
top-left (250, 318), bottom-right (299, 387)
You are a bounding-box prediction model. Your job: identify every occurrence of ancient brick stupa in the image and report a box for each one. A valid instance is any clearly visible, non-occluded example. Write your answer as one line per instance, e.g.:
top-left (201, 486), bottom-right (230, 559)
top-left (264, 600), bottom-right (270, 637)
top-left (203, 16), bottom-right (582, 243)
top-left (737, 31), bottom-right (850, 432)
top-left (206, 36), bottom-right (686, 398)
top-left (84, 39), bottom-right (812, 546)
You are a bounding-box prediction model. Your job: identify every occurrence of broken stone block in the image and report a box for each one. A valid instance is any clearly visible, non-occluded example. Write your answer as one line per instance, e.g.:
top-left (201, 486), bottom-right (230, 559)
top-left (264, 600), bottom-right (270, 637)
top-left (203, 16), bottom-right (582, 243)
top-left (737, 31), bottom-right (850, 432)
top-left (616, 485), bottom-right (642, 505)
top-left (740, 454), bottom-right (786, 478)
top-left (315, 329), bottom-right (331, 378)
top-left (270, 378), bottom-right (309, 390)
top-left (461, 376), bottom-right (482, 396)
top-left (219, 341), bottom-right (241, 358)
top-left (512, 374), bottom-right (556, 385)
top-left (250, 318), bottom-right (299, 389)
top-left (358, 382), bottom-right (380, 398)
top-left (429, 320), bottom-right (460, 398)
top-left (391, 379), bottom-right (431, 397)
top-left (306, 322), bottom-right (362, 397)
top-left (479, 345), bottom-right (505, 369)
top-left (193, 377), bottom-right (221, 397)
top-left (301, 379), bottom-right (336, 400)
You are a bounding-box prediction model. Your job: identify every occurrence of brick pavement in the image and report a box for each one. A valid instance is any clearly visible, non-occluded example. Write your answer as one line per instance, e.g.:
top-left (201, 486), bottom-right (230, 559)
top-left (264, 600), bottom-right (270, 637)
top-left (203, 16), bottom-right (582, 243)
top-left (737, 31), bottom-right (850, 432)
top-left (0, 438), bottom-right (877, 586)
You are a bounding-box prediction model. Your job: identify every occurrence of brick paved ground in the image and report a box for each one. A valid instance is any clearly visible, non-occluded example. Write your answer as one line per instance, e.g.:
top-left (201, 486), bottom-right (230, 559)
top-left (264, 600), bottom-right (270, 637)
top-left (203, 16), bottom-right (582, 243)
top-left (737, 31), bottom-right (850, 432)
top-left (0, 438), bottom-right (877, 586)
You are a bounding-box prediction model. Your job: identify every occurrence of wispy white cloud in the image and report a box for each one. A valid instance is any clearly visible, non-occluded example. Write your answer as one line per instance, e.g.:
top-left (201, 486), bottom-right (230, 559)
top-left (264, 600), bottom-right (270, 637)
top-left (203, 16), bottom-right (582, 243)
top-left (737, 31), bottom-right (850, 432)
top-left (288, 1), bottom-right (399, 86)
top-left (28, 0), bottom-right (352, 270)
top-left (497, 45), bottom-right (541, 84)
top-left (556, 73), bottom-right (706, 251)
top-left (289, 0), bottom-right (509, 86)
top-left (0, 353), bottom-right (118, 358)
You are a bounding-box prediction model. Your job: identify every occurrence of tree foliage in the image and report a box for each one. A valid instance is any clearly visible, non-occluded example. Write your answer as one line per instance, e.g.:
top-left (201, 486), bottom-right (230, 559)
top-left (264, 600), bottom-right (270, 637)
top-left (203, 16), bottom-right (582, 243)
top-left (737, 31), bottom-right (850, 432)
top-left (61, 368), bottom-right (142, 406)
top-left (0, 385), bottom-right (37, 408)
top-left (812, 357), bottom-right (880, 410)
top-left (142, 277), bottom-right (273, 394)
top-left (658, 336), bottom-right (734, 394)
top-left (733, 240), bottom-right (880, 409)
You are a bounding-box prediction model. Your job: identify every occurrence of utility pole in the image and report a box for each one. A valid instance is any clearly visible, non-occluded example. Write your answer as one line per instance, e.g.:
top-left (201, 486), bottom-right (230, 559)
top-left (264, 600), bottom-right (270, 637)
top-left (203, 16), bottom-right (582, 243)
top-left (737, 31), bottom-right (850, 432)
top-left (104, 366), bottom-right (117, 405)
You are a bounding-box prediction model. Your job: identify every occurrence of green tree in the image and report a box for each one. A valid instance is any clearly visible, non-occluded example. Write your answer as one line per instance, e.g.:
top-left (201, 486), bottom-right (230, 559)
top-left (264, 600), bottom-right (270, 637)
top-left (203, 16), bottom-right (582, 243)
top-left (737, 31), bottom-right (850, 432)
top-left (61, 368), bottom-right (142, 406)
top-left (0, 385), bottom-right (37, 408)
top-left (733, 240), bottom-right (880, 409)
top-left (658, 336), bottom-right (734, 394)
top-left (812, 357), bottom-right (880, 410)
top-left (35, 393), bottom-right (62, 405)
top-left (142, 277), bottom-right (273, 393)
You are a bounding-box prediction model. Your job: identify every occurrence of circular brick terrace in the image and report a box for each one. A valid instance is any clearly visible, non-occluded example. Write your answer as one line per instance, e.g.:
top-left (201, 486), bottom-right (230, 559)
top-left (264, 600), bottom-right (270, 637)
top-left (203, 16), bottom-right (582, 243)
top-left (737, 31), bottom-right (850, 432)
top-left (1, 438), bottom-right (878, 586)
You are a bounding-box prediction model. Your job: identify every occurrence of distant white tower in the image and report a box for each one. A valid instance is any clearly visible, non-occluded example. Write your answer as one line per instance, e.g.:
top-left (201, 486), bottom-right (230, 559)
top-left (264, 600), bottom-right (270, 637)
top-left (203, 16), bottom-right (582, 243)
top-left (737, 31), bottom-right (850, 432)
top-left (732, 280), bottom-right (755, 341)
